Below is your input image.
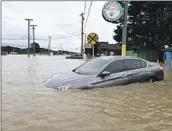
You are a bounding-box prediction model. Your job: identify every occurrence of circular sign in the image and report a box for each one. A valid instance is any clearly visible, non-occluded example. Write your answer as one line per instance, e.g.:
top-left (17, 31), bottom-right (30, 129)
top-left (102, 0), bottom-right (124, 23)
top-left (87, 33), bottom-right (99, 45)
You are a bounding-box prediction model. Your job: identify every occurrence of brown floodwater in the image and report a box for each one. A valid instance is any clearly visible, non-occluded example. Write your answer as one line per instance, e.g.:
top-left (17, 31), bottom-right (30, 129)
top-left (2, 55), bottom-right (172, 131)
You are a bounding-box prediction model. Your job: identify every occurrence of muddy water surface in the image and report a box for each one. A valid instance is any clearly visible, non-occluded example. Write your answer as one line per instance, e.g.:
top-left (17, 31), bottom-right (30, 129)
top-left (2, 55), bottom-right (172, 131)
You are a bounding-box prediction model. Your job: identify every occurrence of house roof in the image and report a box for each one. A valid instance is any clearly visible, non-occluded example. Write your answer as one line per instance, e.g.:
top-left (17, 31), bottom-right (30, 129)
top-left (98, 42), bottom-right (121, 49)
top-left (107, 44), bottom-right (121, 50)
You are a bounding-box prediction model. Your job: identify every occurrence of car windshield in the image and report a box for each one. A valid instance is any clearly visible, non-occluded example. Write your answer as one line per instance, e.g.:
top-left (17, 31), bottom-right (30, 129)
top-left (74, 58), bottom-right (109, 75)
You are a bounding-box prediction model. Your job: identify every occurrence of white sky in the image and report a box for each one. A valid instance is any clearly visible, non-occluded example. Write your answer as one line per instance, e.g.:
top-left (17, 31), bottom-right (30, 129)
top-left (2, 1), bottom-right (117, 52)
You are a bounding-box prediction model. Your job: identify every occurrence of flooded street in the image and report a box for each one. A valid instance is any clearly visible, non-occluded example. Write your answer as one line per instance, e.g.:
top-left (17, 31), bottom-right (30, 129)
top-left (2, 55), bottom-right (172, 131)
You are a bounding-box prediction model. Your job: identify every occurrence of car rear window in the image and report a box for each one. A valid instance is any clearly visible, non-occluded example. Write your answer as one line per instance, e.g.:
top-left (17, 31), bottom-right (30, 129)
top-left (104, 60), bottom-right (125, 73)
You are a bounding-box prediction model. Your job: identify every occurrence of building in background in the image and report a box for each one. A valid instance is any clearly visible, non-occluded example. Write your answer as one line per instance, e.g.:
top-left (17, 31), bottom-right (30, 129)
top-left (98, 42), bottom-right (121, 56)
top-left (84, 43), bottom-right (92, 58)
top-left (84, 42), bottom-right (121, 57)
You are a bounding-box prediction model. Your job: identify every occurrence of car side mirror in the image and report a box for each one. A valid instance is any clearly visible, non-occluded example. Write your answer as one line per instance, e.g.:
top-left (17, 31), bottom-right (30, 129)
top-left (99, 71), bottom-right (110, 78)
top-left (72, 68), bottom-right (76, 72)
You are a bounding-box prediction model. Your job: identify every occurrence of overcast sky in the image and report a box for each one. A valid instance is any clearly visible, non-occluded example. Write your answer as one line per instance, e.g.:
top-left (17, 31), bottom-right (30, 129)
top-left (2, 1), bottom-right (117, 52)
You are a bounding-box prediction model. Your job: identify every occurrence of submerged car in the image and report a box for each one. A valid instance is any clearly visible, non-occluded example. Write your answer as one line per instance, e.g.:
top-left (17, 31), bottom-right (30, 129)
top-left (45, 56), bottom-right (164, 90)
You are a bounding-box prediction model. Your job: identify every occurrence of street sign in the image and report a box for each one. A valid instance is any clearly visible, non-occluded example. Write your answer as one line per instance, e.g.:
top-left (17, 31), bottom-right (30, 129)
top-left (87, 33), bottom-right (99, 45)
top-left (102, 0), bottom-right (124, 23)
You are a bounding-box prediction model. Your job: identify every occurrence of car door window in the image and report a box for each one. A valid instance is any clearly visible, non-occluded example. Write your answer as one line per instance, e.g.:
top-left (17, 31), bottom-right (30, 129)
top-left (124, 59), bottom-right (142, 71)
top-left (141, 60), bottom-right (147, 68)
top-left (104, 60), bottom-right (125, 73)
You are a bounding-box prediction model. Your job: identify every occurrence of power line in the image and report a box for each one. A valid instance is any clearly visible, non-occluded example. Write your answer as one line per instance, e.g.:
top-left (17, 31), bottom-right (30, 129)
top-left (2, 34), bottom-right (81, 40)
top-left (83, 1), bottom-right (87, 16)
top-left (3, 2), bottom-right (18, 11)
top-left (84, 1), bottom-right (93, 31)
top-left (2, 2), bottom-right (9, 8)
top-left (3, 2), bottom-right (26, 27)
top-left (3, 16), bottom-right (22, 22)
top-left (51, 31), bottom-right (81, 37)
top-left (52, 33), bottom-right (81, 39)
top-left (67, 31), bottom-right (82, 40)
top-left (2, 2), bottom-right (26, 25)
top-left (2, 38), bottom-right (47, 41)
top-left (3, 16), bottom-right (16, 20)
top-left (2, 34), bottom-right (81, 41)
top-left (67, 31), bottom-right (81, 35)
top-left (2, 38), bottom-right (26, 40)
top-left (3, 2), bottom-right (24, 17)
top-left (3, 16), bottom-right (25, 25)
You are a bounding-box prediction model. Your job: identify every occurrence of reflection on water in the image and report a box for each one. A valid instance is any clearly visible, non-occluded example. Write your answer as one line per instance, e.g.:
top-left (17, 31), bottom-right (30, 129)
top-left (2, 55), bottom-right (172, 131)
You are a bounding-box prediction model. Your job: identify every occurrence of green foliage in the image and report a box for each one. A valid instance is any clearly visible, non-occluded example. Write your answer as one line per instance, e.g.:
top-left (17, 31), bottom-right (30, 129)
top-left (113, 1), bottom-right (172, 51)
top-left (1, 46), bottom-right (26, 54)
top-left (30, 42), bottom-right (40, 53)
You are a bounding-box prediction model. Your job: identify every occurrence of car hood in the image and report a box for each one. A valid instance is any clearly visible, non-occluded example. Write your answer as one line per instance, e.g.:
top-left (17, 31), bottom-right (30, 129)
top-left (45, 71), bottom-right (96, 89)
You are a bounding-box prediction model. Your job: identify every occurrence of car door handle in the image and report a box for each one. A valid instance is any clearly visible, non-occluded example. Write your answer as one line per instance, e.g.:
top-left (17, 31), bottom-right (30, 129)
top-left (145, 70), bottom-right (150, 73)
top-left (121, 74), bottom-right (127, 77)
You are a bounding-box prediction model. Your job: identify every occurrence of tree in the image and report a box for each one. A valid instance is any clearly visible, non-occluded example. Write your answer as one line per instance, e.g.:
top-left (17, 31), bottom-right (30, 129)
top-left (30, 42), bottom-right (40, 53)
top-left (113, 1), bottom-right (172, 51)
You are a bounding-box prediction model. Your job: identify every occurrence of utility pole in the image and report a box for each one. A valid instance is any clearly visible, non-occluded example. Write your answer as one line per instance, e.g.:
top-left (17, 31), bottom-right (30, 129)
top-left (121, 1), bottom-right (129, 56)
top-left (80, 13), bottom-right (84, 55)
top-left (85, 33), bottom-right (86, 44)
top-left (30, 25), bottom-right (37, 57)
top-left (84, 33), bottom-right (86, 53)
top-left (48, 36), bottom-right (51, 56)
top-left (25, 18), bottom-right (33, 58)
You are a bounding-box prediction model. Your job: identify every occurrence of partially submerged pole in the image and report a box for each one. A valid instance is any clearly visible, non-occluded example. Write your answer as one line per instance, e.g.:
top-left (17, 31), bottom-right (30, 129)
top-left (121, 1), bottom-right (129, 56)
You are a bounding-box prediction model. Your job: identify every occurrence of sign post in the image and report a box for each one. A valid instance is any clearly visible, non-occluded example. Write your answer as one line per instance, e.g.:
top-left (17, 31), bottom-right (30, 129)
top-left (92, 45), bottom-right (95, 58)
top-left (87, 33), bottom-right (99, 58)
top-left (102, 0), bottom-right (128, 56)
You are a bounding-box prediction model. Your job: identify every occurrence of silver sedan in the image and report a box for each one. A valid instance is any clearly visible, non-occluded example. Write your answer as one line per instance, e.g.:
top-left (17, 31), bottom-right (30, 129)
top-left (45, 56), bottom-right (164, 90)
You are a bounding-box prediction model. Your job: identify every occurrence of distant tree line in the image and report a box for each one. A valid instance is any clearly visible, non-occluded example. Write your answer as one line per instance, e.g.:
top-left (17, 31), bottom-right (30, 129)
top-left (1, 43), bottom-right (41, 54)
top-left (1, 42), bottom-right (78, 55)
top-left (1, 46), bottom-right (26, 54)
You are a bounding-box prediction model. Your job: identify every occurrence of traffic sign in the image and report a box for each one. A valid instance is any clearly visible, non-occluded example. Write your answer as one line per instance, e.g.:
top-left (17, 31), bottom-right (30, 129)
top-left (87, 33), bottom-right (99, 45)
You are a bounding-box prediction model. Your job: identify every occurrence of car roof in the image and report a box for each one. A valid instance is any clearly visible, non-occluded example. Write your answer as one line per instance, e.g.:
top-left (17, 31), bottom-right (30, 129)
top-left (98, 55), bottom-right (138, 61)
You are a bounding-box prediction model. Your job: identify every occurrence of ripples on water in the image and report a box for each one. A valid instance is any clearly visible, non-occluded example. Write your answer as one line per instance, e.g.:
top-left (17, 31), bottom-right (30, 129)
top-left (2, 55), bottom-right (172, 131)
